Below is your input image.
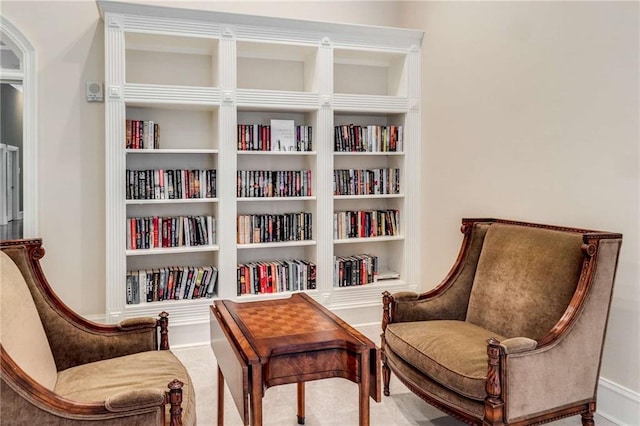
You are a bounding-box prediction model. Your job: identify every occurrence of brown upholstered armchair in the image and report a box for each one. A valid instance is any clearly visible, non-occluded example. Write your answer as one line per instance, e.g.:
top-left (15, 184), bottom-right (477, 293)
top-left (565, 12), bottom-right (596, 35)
top-left (0, 239), bottom-right (196, 425)
top-left (381, 218), bottom-right (622, 425)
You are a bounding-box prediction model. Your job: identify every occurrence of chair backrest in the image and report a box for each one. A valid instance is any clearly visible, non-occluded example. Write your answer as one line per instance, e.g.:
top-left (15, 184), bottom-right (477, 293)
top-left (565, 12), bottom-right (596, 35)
top-left (0, 251), bottom-right (58, 390)
top-left (465, 223), bottom-right (585, 340)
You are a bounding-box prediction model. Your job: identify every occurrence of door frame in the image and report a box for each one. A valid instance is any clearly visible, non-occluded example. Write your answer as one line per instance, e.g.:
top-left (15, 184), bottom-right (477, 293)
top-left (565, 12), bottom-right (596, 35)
top-left (0, 16), bottom-right (37, 236)
top-left (0, 143), bottom-right (20, 225)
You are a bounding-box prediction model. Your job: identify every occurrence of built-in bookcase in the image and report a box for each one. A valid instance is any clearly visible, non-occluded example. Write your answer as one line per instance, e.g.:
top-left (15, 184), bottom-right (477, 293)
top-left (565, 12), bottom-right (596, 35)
top-left (99, 0), bottom-right (422, 340)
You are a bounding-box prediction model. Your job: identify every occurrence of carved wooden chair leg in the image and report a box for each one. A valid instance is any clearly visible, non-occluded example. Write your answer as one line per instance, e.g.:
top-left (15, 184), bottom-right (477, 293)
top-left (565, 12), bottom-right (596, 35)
top-left (167, 379), bottom-right (184, 426)
top-left (581, 412), bottom-right (595, 426)
top-left (382, 356), bottom-right (391, 396)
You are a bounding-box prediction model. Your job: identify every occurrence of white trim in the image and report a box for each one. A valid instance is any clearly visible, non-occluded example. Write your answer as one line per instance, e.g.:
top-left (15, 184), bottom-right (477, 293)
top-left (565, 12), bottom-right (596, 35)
top-left (0, 16), bottom-right (37, 237)
top-left (598, 376), bottom-right (640, 425)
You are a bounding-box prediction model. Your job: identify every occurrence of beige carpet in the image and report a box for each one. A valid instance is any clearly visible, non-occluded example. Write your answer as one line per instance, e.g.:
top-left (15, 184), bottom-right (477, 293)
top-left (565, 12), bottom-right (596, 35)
top-left (172, 324), bottom-right (612, 426)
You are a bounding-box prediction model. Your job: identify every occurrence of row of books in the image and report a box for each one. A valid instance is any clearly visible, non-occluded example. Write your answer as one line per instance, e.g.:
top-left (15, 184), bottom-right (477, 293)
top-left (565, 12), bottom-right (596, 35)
top-left (237, 259), bottom-right (316, 295)
top-left (237, 170), bottom-right (312, 198)
top-left (126, 215), bottom-right (216, 250)
top-left (237, 123), bottom-right (313, 152)
top-left (334, 168), bottom-right (400, 196)
top-left (125, 265), bottom-right (217, 304)
top-left (333, 209), bottom-right (400, 239)
top-left (126, 169), bottom-right (216, 200)
top-left (333, 254), bottom-right (378, 287)
top-left (334, 124), bottom-right (403, 152)
top-left (126, 119), bottom-right (160, 149)
top-left (237, 212), bottom-right (312, 244)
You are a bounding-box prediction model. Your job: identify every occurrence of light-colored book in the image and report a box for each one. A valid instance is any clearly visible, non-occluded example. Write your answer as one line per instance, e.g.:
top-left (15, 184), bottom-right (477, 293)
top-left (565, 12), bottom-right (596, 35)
top-left (270, 119), bottom-right (296, 151)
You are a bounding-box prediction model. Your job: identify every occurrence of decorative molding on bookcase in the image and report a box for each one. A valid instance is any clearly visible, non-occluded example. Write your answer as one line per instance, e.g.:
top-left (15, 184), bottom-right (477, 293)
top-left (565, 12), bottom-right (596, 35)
top-left (404, 107), bottom-right (421, 287)
top-left (407, 48), bottom-right (421, 102)
top-left (104, 102), bottom-right (126, 319)
top-left (236, 89), bottom-right (319, 109)
top-left (318, 39), bottom-right (333, 95)
top-left (332, 94), bottom-right (409, 112)
top-left (121, 15), bottom-right (220, 39)
top-left (219, 36), bottom-right (237, 91)
top-left (106, 15), bottom-right (122, 29)
top-left (221, 25), bottom-right (235, 39)
top-left (221, 90), bottom-right (235, 105)
top-left (236, 26), bottom-right (323, 46)
top-left (107, 85), bottom-right (122, 100)
top-left (320, 95), bottom-right (332, 108)
top-left (124, 83), bottom-right (220, 106)
top-left (331, 281), bottom-right (410, 307)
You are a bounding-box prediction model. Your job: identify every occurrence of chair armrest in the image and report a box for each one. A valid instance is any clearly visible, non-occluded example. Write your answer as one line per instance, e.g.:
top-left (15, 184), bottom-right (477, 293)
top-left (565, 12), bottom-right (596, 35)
top-left (105, 388), bottom-right (166, 412)
top-left (383, 289), bottom-right (468, 325)
top-left (118, 317), bottom-right (158, 330)
top-left (45, 315), bottom-right (163, 370)
top-left (499, 337), bottom-right (537, 354)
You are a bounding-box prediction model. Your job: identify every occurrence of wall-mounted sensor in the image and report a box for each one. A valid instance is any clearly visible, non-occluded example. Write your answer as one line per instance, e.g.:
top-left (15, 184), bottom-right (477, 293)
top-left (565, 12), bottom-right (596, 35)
top-left (86, 81), bottom-right (104, 102)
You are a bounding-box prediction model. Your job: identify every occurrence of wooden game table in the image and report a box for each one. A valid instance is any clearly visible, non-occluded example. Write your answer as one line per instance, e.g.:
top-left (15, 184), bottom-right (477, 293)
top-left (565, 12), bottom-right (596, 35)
top-left (210, 292), bottom-right (381, 426)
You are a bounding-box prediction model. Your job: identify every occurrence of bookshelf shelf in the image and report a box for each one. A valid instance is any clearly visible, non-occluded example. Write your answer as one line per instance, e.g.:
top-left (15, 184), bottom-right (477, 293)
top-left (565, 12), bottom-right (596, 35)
top-left (125, 245), bottom-right (220, 256)
top-left (334, 152), bottom-right (404, 156)
top-left (100, 0), bottom-right (422, 333)
top-left (334, 194), bottom-right (404, 200)
top-left (238, 151), bottom-right (317, 156)
top-left (126, 149), bottom-right (219, 155)
top-left (237, 196), bottom-right (316, 202)
top-left (237, 240), bottom-right (317, 250)
top-left (333, 236), bottom-right (404, 244)
top-left (126, 198), bottom-right (219, 205)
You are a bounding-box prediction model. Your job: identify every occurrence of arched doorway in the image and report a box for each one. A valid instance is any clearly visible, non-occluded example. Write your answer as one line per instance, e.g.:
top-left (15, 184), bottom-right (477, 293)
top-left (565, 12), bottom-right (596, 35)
top-left (0, 16), bottom-right (36, 239)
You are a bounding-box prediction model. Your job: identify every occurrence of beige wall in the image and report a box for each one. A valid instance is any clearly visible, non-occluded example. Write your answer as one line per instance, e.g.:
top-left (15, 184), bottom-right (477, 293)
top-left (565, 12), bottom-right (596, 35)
top-left (402, 1), bottom-right (639, 395)
top-left (2, 0), bottom-right (638, 405)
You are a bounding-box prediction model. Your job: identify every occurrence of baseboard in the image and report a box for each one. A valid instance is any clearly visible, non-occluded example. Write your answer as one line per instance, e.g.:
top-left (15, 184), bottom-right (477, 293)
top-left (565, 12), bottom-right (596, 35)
top-left (598, 377), bottom-right (640, 425)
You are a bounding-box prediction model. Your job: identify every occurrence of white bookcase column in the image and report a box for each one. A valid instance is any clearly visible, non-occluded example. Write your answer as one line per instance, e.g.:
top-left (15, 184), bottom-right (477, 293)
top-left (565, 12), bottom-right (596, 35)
top-left (104, 16), bottom-right (126, 322)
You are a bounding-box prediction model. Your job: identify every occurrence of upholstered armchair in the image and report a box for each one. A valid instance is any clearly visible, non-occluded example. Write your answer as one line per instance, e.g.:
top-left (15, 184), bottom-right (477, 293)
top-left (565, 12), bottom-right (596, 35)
top-left (381, 218), bottom-right (622, 425)
top-left (0, 239), bottom-right (196, 425)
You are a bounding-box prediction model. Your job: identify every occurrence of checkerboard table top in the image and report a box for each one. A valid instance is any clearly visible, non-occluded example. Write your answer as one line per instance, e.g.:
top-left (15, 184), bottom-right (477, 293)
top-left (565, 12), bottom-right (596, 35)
top-left (216, 293), bottom-right (374, 360)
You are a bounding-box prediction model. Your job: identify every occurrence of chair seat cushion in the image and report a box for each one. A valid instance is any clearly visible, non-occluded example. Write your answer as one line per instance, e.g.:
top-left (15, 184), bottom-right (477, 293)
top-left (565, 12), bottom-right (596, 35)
top-left (385, 320), bottom-right (505, 400)
top-left (55, 350), bottom-right (196, 425)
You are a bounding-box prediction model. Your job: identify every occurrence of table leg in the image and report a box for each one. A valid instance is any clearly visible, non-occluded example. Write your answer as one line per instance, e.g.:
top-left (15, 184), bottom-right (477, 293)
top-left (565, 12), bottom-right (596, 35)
top-left (297, 382), bottom-right (305, 425)
top-left (249, 364), bottom-right (263, 426)
top-left (359, 351), bottom-right (371, 426)
top-left (217, 366), bottom-right (224, 426)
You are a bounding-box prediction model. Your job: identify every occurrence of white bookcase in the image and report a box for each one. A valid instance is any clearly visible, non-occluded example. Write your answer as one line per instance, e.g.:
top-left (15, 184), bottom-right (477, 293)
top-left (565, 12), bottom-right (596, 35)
top-left (98, 0), bottom-right (423, 343)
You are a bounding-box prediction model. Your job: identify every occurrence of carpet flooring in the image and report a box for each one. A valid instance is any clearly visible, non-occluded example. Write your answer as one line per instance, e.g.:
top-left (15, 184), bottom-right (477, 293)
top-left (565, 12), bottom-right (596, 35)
top-left (172, 324), bottom-right (614, 426)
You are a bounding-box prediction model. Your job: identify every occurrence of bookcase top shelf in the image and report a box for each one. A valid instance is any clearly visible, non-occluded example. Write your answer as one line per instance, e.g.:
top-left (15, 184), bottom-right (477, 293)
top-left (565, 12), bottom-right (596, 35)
top-left (97, 1), bottom-right (424, 49)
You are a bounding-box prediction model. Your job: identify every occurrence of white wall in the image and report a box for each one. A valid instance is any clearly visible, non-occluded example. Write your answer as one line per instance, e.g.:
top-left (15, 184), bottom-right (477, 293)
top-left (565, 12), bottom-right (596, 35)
top-left (402, 0), bottom-right (639, 420)
top-left (2, 0), bottom-right (638, 421)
